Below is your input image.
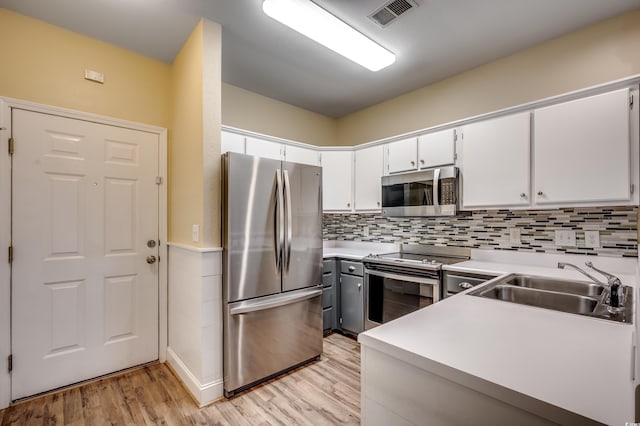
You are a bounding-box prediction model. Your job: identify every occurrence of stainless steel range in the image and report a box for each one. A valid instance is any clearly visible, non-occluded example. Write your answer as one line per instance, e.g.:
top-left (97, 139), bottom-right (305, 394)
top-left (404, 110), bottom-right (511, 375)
top-left (363, 245), bottom-right (470, 329)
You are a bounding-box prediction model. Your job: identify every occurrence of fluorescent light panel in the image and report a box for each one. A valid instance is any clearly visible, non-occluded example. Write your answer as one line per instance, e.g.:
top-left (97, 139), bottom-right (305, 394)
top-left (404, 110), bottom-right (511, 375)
top-left (263, 0), bottom-right (396, 72)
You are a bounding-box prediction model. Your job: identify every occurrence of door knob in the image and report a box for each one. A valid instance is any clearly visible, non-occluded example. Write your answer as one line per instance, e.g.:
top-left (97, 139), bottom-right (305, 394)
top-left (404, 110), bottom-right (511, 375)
top-left (147, 239), bottom-right (157, 248)
top-left (146, 255), bottom-right (157, 264)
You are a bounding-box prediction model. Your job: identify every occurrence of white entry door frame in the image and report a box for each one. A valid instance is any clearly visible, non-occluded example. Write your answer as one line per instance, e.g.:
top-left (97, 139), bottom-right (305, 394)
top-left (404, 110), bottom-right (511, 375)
top-left (0, 97), bottom-right (168, 408)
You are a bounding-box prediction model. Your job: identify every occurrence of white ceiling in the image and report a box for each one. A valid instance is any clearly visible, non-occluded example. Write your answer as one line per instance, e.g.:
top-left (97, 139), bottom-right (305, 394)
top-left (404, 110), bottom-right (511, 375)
top-left (1, 0), bottom-right (639, 117)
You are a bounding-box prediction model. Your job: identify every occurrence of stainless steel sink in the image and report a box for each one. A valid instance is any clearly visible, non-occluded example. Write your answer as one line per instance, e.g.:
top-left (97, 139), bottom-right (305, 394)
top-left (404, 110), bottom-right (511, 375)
top-left (503, 275), bottom-right (604, 298)
top-left (469, 274), bottom-right (632, 323)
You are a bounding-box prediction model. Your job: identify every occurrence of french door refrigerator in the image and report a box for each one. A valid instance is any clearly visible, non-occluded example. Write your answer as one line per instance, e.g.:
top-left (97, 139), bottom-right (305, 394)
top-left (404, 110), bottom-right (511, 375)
top-left (222, 152), bottom-right (323, 397)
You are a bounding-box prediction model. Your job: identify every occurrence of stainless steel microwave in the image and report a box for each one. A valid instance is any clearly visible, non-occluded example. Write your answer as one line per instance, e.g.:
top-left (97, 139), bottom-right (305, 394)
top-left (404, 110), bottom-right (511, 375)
top-left (381, 166), bottom-right (459, 217)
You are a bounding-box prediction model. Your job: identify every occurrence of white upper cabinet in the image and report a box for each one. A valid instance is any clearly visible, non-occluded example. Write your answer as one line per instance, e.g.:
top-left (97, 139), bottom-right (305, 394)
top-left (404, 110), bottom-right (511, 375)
top-left (387, 137), bottom-right (418, 174)
top-left (534, 89), bottom-right (631, 204)
top-left (245, 136), bottom-right (284, 161)
top-left (221, 131), bottom-right (245, 154)
top-left (417, 129), bottom-right (455, 168)
top-left (322, 151), bottom-right (353, 211)
top-left (354, 145), bottom-right (384, 211)
top-left (285, 144), bottom-right (321, 166)
top-left (460, 112), bottom-right (531, 209)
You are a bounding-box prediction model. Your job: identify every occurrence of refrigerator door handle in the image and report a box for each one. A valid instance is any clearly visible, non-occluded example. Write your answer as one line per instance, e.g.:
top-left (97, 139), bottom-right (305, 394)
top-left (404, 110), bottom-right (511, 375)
top-left (229, 286), bottom-right (322, 315)
top-left (283, 169), bottom-right (293, 273)
top-left (275, 170), bottom-right (285, 271)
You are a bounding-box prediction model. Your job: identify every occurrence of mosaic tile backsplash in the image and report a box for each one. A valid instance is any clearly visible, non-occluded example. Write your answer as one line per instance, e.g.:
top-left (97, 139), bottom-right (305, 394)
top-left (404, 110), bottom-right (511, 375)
top-left (323, 206), bottom-right (638, 258)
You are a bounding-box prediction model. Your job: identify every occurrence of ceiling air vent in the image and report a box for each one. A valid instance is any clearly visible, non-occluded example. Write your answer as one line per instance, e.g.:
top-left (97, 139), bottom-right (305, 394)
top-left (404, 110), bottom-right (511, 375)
top-left (368, 0), bottom-right (418, 28)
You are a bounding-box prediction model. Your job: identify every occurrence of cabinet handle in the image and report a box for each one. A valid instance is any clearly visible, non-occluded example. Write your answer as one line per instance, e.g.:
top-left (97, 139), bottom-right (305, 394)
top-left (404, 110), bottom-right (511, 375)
top-left (420, 159), bottom-right (425, 164)
top-left (537, 191), bottom-right (544, 196)
top-left (347, 202), bottom-right (350, 207)
top-left (377, 201), bottom-right (380, 207)
top-left (358, 283), bottom-right (362, 290)
top-left (458, 282), bottom-right (473, 290)
top-left (348, 266), bottom-right (355, 272)
top-left (520, 193), bottom-right (527, 199)
top-left (410, 161), bottom-right (415, 166)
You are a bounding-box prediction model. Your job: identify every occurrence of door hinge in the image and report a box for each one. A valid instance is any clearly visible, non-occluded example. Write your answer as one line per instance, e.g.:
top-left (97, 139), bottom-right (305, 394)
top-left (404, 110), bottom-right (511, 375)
top-left (8, 137), bottom-right (14, 156)
top-left (7, 354), bottom-right (12, 373)
top-left (155, 176), bottom-right (162, 185)
top-left (8, 246), bottom-right (13, 264)
top-left (631, 94), bottom-right (634, 110)
top-left (339, 317), bottom-right (343, 325)
top-left (631, 184), bottom-right (635, 195)
top-left (453, 129), bottom-right (458, 142)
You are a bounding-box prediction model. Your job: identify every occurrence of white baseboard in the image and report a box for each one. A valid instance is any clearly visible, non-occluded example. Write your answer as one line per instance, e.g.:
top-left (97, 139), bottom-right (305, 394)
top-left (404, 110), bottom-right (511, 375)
top-left (166, 347), bottom-right (223, 407)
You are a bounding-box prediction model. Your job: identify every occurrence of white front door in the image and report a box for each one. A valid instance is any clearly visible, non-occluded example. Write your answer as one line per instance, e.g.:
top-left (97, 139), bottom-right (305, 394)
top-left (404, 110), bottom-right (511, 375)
top-left (11, 109), bottom-right (159, 400)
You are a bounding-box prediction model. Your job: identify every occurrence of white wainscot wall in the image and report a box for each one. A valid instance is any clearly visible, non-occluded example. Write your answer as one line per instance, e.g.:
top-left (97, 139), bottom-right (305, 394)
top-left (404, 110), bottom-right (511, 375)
top-left (166, 243), bottom-right (223, 406)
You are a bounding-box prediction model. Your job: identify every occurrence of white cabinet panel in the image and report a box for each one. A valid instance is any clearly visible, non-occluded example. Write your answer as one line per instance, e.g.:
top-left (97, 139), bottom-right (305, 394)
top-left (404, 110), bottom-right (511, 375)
top-left (322, 151), bottom-right (353, 211)
top-left (221, 131), bottom-right (245, 154)
top-left (355, 145), bottom-right (384, 210)
top-left (245, 137), bottom-right (284, 161)
top-left (387, 138), bottom-right (418, 174)
top-left (418, 129), bottom-right (455, 168)
top-left (461, 113), bottom-right (530, 208)
top-left (285, 145), bottom-right (321, 166)
top-left (534, 89), bottom-right (630, 204)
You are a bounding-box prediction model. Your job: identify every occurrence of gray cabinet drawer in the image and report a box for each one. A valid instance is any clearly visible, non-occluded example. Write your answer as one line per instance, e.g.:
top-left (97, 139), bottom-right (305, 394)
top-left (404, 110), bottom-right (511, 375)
top-left (322, 273), bottom-right (333, 288)
top-left (340, 260), bottom-right (363, 276)
top-left (323, 307), bottom-right (333, 331)
top-left (323, 259), bottom-right (333, 273)
top-left (322, 286), bottom-right (333, 309)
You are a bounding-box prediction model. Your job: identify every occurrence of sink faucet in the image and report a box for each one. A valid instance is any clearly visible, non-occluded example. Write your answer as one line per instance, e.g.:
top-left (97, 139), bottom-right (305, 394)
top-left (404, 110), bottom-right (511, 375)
top-left (557, 262), bottom-right (624, 314)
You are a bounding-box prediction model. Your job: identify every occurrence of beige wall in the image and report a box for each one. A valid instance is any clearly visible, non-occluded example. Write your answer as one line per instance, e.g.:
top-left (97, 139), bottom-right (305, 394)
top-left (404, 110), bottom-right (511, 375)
top-left (337, 8), bottom-right (640, 146)
top-left (222, 83), bottom-right (337, 146)
top-left (0, 8), bottom-right (171, 128)
top-left (170, 19), bottom-right (222, 247)
top-left (170, 21), bottom-right (205, 246)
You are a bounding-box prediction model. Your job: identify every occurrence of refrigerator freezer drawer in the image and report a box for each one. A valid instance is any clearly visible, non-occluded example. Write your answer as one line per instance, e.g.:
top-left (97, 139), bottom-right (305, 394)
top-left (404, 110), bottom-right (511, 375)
top-left (223, 287), bottom-right (323, 397)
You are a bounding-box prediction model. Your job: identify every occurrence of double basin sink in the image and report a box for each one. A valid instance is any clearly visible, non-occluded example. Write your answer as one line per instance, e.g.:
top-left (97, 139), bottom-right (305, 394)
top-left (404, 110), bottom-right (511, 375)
top-left (469, 274), bottom-right (633, 323)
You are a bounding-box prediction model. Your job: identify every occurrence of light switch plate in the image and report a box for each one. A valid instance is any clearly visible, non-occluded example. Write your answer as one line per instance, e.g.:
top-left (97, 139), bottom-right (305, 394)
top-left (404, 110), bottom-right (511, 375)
top-left (554, 230), bottom-right (576, 247)
top-left (363, 225), bottom-right (370, 237)
top-left (509, 228), bottom-right (521, 244)
top-left (584, 230), bottom-right (600, 248)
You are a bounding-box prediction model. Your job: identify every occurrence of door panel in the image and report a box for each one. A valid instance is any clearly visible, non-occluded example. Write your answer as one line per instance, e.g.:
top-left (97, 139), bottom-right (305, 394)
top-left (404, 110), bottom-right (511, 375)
top-left (223, 153), bottom-right (282, 302)
top-left (282, 161), bottom-right (322, 292)
top-left (11, 109), bottom-right (159, 400)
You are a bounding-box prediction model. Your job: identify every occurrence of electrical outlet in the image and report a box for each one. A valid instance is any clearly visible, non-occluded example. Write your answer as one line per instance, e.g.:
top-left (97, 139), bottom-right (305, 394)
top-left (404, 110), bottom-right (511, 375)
top-left (509, 228), bottom-right (521, 244)
top-left (584, 230), bottom-right (600, 248)
top-left (192, 224), bottom-right (200, 242)
top-left (363, 225), bottom-right (370, 237)
top-left (554, 230), bottom-right (576, 247)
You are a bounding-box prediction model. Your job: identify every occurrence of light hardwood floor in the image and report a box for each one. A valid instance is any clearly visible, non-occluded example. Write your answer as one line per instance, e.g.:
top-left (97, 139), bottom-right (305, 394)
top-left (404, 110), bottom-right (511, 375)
top-left (0, 333), bottom-right (360, 425)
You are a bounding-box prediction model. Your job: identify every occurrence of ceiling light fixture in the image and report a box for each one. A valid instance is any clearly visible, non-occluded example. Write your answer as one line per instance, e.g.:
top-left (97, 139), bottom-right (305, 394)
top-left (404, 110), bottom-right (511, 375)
top-left (262, 0), bottom-right (396, 72)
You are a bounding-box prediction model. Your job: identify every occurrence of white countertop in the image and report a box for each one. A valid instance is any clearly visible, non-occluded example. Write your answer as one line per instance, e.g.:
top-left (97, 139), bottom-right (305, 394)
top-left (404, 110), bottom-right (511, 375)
top-left (359, 251), bottom-right (639, 425)
top-left (322, 241), bottom-right (397, 260)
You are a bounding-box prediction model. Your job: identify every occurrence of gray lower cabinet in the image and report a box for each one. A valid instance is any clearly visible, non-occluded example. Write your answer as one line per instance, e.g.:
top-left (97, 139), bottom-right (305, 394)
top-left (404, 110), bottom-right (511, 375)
top-left (339, 260), bottom-right (364, 334)
top-left (322, 259), bottom-right (338, 333)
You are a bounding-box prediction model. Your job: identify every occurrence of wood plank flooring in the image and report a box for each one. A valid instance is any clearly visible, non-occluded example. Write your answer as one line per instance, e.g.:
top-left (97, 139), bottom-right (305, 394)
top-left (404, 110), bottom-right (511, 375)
top-left (0, 333), bottom-right (360, 425)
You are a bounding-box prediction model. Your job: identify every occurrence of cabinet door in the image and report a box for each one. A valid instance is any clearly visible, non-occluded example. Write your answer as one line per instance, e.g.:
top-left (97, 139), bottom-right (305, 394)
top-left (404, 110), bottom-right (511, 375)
top-left (340, 274), bottom-right (363, 334)
top-left (355, 145), bottom-right (384, 210)
top-left (221, 131), bottom-right (245, 154)
top-left (461, 113), bottom-right (530, 208)
top-left (418, 129), bottom-right (455, 168)
top-left (534, 89), bottom-right (630, 204)
top-left (285, 144), bottom-right (321, 166)
top-left (387, 137), bottom-right (418, 174)
top-left (321, 151), bottom-right (353, 211)
top-left (245, 136), bottom-right (284, 161)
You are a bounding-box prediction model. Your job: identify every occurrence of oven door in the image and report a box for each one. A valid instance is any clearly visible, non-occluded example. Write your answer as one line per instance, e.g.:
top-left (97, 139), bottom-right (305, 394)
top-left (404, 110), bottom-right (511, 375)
top-left (364, 268), bottom-right (440, 330)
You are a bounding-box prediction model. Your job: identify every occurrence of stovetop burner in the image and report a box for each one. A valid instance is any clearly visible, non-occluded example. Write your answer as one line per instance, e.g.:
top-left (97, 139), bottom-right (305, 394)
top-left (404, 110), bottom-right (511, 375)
top-left (363, 246), bottom-right (471, 272)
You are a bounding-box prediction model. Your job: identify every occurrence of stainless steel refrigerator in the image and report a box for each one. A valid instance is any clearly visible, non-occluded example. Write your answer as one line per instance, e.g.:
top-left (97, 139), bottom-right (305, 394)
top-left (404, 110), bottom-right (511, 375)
top-left (221, 152), bottom-right (323, 397)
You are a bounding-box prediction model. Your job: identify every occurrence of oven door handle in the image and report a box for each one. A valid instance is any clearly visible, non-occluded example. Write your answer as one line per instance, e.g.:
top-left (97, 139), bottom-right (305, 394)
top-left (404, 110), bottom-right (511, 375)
top-left (365, 268), bottom-right (439, 285)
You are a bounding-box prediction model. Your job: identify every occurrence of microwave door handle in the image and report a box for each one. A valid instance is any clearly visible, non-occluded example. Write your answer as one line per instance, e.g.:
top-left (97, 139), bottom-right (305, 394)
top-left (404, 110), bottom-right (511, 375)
top-left (433, 167), bottom-right (440, 207)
